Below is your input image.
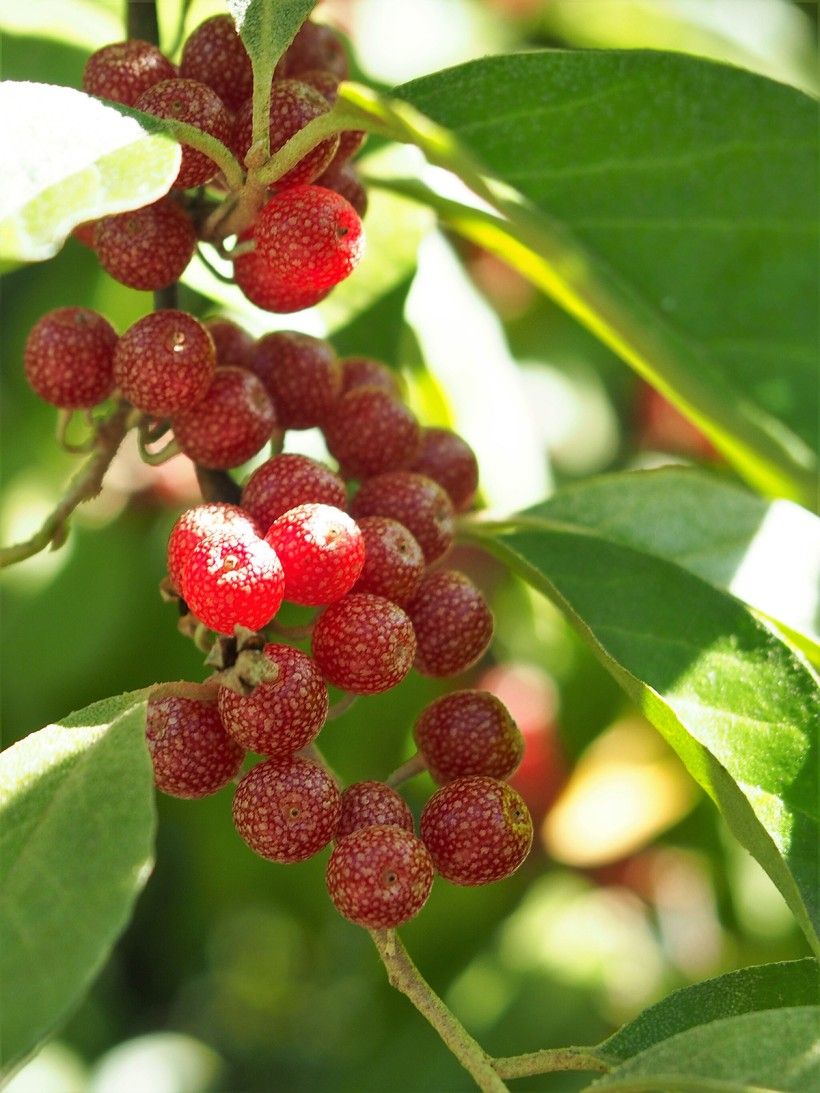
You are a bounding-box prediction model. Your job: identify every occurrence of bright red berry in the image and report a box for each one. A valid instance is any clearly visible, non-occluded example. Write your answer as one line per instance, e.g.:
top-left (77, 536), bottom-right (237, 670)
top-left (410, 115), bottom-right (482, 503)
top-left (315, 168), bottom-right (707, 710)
top-left (340, 357), bottom-right (402, 397)
top-left (167, 501), bottom-right (261, 592)
top-left (278, 20), bottom-right (348, 80)
top-left (113, 309), bottom-right (215, 416)
top-left (420, 777), bottom-right (532, 885)
top-left (414, 691), bottom-right (524, 784)
top-left (323, 387), bottom-right (420, 479)
top-left (350, 471), bottom-right (455, 563)
top-left (352, 517), bottom-right (425, 607)
top-left (316, 161), bottom-right (368, 218)
top-left (218, 643), bottom-right (328, 756)
top-left (172, 367), bottom-right (278, 469)
top-left (408, 569), bottom-right (493, 677)
top-left (233, 230), bottom-right (333, 313)
top-left (249, 331), bottom-right (341, 429)
top-left (242, 454), bottom-right (346, 532)
top-left (312, 593), bottom-right (416, 694)
top-left (179, 14), bottom-right (253, 111)
top-left (94, 197), bottom-right (196, 291)
top-left (336, 782), bottom-right (414, 840)
top-left (327, 826), bottom-right (434, 929)
top-left (265, 503), bottom-right (364, 606)
top-left (204, 316), bottom-right (255, 369)
top-left (146, 693), bottom-right (244, 798)
top-left (83, 39), bottom-right (176, 106)
top-left (233, 755), bottom-right (341, 862)
top-left (411, 428), bottom-right (479, 513)
top-left (135, 78), bottom-right (232, 189)
top-left (24, 307), bottom-right (117, 409)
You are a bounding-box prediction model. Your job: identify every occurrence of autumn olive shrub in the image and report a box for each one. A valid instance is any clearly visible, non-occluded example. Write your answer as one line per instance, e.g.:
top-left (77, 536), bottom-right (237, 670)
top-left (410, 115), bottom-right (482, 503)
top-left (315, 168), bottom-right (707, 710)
top-left (0, 1), bottom-right (818, 1090)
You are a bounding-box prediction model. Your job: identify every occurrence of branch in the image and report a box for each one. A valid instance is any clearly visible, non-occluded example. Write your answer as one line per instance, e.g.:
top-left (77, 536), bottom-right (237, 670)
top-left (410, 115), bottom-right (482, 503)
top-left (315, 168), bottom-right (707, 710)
top-left (493, 1048), bottom-right (610, 1079)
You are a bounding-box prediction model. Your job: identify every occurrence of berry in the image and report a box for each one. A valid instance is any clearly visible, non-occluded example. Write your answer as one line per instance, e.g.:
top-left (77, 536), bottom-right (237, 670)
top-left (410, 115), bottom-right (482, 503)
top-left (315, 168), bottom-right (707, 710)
top-left (167, 501), bottom-right (261, 592)
top-left (414, 691), bottom-right (524, 783)
top-left (298, 69), bottom-right (340, 103)
top-left (411, 427), bottom-right (479, 513)
top-left (242, 454), bottom-right (347, 532)
top-left (350, 471), bottom-right (455, 563)
top-left (265, 503), bottom-right (364, 606)
top-left (94, 197), bottom-right (196, 291)
top-left (172, 367), bottom-right (278, 469)
top-left (278, 20), bottom-right (348, 80)
top-left (408, 569), bottom-right (493, 677)
top-left (316, 161), bottom-right (368, 218)
top-left (71, 220), bottom-right (98, 248)
top-left (179, 524), bottom-right (284, 634)
top-left (135, 78), bottom-right (232, 189)
top-left (340, 357), bottom-right (402, 397)
top-left (233, 229), bottom-right (332, 313)
top-left (146, 694), bottom-right (244, 798)
top-left (327, 826), bottom-right (434, 929)
top-left (420, 777), bottom-right (532, 886)
top-left (312, 593), bottom-right (416, 695)
top-left (83, 39), bottom-right (176, 106)
top-left (323, 387), bottom-right (420, 479)
top-left (233, 755), bottom-right (341, 862)
top-left (218, 643), bottom-right (328, 756)
top-left (113, 309), bottom-right (215, 416)
top-left (249, 331), bottom-right (341, 429)
top-left (179, 14), bottom-right (252, 111)
top-left (24, 307), bottom-right (116, 409)
top-left (352, 516), bottom-right (425, 607)
top-left (336, 782), bottom-right (414, 840)
top-left (204, 316), bottom-right (255, 369)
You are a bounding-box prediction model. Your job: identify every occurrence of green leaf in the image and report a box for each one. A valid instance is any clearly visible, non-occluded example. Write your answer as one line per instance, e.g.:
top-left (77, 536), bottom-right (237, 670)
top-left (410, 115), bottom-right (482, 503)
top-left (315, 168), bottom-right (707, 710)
top-left (227, 0), bottom-right (316, 66)
top-left (0, 82), bottom-right (181, 262)
top-left (0, 691), bottom-right (155, 1075)
top-left (589, 1007), bottom-right (820, 1091)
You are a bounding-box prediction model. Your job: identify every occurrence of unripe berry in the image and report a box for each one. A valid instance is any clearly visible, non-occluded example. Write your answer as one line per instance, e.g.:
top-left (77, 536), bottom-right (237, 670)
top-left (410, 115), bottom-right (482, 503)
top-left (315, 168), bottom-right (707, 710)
top-left (241, 454), bottom-right (347, 531)
top-left (24, 307), bottom-right (117, 409)
top-left (312, 593), bottom-right (416, 695)
top-left (167, 502), bottom-right (261, 592)
top-left (218, 643), bottom-right (328, 756)
top-left (113, 309), bottom-right (215, 416)
top-left (83, 39), bottom-right (176, 106)
top-left (233, 229), bottom-right (332, 313)
top-left (340, 357), bottom-right (402, 397)
top-left (412, 427), bottom-right (479, 513)
top-left (204, 317), bottom-right (255, 368)
top-left (146, 694), bottom-right (244, 798)
top-left (179, 14), bottom-right (253, 111)
top-left (414, 691), bottom-right (524, 783)
top-left (408, 569), bottom-right (493, 677)
top-left (323, 387), bottom-right (420, 479)
top-left (135, 78), bottom-right (232, 189)
top-left (172, 367), bottom-right (278, 469)
top-left (278, 20), bottom-right (348, 80)
top-left (249, 331), bottom-right (341, 429)
top-left (420, 777), bottom-right (532, 885)
top-left (352, 517), bottom-right (425, 607)
top-left (265, 503), bottom-right (364, 606)
top-left (233, 755), bottom-right (341, 862)
top-left (336, 782), bottom-right (414, 840)
top-left (94, 197), bottom-right (196, 291)
top-left (350, 471), bottom-right (455, 563)
top-left (316, 161), bottom-right (368, 218)
top-left (327, 826), bottom-right (434, 929)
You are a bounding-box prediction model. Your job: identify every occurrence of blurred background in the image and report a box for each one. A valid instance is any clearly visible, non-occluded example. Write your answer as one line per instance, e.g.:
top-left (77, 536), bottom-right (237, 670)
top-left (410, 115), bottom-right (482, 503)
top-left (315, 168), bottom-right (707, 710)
top-left (1, 1), bottom-right (817, 1090)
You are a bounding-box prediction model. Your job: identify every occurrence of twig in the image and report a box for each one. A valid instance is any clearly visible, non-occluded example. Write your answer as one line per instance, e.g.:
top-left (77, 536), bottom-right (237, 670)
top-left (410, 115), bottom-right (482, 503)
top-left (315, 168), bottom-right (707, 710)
top-left (492, 1048), bottom-right (610, 1079)
top-left (327, 692), bottom-right (357, 719)
top-left (195, 466), bottom-right (242, 504)
top-left (386, 752), bottom-right (427, 787)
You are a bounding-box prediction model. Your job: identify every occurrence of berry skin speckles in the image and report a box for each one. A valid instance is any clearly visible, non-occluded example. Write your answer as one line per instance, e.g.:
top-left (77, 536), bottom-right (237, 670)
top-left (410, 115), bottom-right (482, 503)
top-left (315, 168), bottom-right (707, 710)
top-left (94, 198), bottom-right (196, 291)
top-left (146, 694), bottom-right (244, 798)
top-left (179, 14), bottom-right (252, 111)
top-left (311, 593), bottom-right (416, 695)
top-left (350, 471), bottom-right (455, 564)
top-left (265, 503), bottom-right (365, 607)
top-left (113, 309), bottom-right (215, 416)
top-left (336, 781), bottom-right (414, 840)
top-left (172, 367), bottom-right (278, 470)
top-left (83, 39), bottom-right (176, 106)
top-left (24, 307), bottom-right (117, 409)
top-left (414, 691), bottom-right (524, 784)
top-left (241, 454), bottom-right (347, 532)
top-left (408, 569), bottom-right (493, 678)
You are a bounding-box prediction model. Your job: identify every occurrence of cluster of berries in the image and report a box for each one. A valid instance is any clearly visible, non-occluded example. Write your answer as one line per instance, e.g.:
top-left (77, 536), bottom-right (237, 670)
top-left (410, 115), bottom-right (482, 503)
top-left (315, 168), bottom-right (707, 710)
top-left (77, 16), bottom-right (365, 312)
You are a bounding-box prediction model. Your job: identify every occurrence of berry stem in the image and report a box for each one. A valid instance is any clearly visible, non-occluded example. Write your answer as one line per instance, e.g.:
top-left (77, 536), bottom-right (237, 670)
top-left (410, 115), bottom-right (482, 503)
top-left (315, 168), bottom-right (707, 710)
top-left (55, 409), bottom-right (95, 454)
top-left (195, 466), bottom-right (242, 505)
top-left (386, 752), bottom-right (427, 788)
top-left (254, 106), bottom-right (353, 187)
top-left (492, 1048), bottom-right (610, 1079)
top-left (267, 617), bottom-right (316, 641)
top-left (126, 0), bottom-right (159, 44)
top-left (327, 692), bottom-right (357, 720)
top-left (145, 116), bottom-right (244, 191)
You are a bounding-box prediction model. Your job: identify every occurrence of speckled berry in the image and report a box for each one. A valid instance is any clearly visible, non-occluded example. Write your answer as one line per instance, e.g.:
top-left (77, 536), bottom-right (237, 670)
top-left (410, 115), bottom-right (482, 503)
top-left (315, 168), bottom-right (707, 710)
top-left (218, 643), bottom-right (328, 756)
top-left (323, 387), bottom-right (420, 480)
top-left (113, 309), bottom-right (214, 416)
top-left (327, 825), bottom-right (433, 929)
top-left (299, 68), bottom-right (340, 103)
top-left (146, 693), bottom-right (244, 798)
top-left (204, 316), bottom-right (255, 368)
top-left (232, 229), bottom-right (332, 314)
top-left (414, 691), bottom-right (523, 784)
top-left (167, 501), bottom-right (261, 592)
top-left (242, 454), bottom-right (347, 532)
top-left (408, 569), bottom-right (493, 677)
top-left (336, 782), bottom-right (414, 840)
top-left (316, 161), bottom-right (368, 218)
top-left (350, 471), bottom-right (455, 563)
top-left (135, 78), bottom-right (232, 189)
top-left (233, 755), bottom-right (341, 862)
top-left (83, 39), bottom-right (176, 106)
top-left (94, 197), bottom-right (196, 291)
top-left (420, 777), bottom-right (532, 886)
top-left (249, 331), bottom-right (341, 429)
top-left (24, 307), bottom-right (117, 409)
top-left (278, 20), bottom-right (348, 80)
top-left (352, 517), bottom-right (425, 607)
top-left (172, 367), bottom-right (278, 469)
top-left (265, 503), bottom-right (364, 606)
top-left (340, 357), bottom-right (402, 397)
top-left (312, 593), bottom-right (416, 695)
top-left (411, 427), bottom-right (479, 513)
top-left (180, 14), bottom-right (252, 111)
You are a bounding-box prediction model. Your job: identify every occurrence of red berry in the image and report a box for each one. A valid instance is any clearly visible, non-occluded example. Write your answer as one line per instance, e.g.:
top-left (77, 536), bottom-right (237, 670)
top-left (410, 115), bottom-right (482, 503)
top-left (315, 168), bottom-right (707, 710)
top-left (327, 826), bottom-right (433, 928)
top-left (204, 316), bottom-right (255, 368)
top-left (179, 14), bottom-right (253, 111)
top-left (136, 78), bottom-right (232, 189)
top-left (242, 454), bottom-right (347, 532)
top-left (113, 309), bottom-right (215, 416)
top-left (278, 20), bottom-right (348, 80)
top-left (218, 643), bottom-right (328, 756)
top-left (340, 357), bottom-right (402, 397)
top-left (316, 161), bottom-right (368, 218)
top-left (265, 503), bottom-right (364, 606)
top-left (420, 777), bottom-right (532, 885)
top-left (71, 220), bottom-right (98, 248)
top-left (323, 387), bottom-right (420, 479)
top-left (146, 694), bottom-right (244, 798)
top-left (172, 367), bottom-right (278, 469)
top-left (298, 69), bottom-right (340, 103)
top-left (233, 229), bottom-right (331, 313)
top-left (233, 755), bottom-right (341, 862)
top-left (312, 593), bottom-right (416, 694)
top-left (408, 569), bottom-right (493, 677)
top-left (95, 197), bottom-right (196, 291)
top-left (83, 39), bottom-right (176, 106)
top-left (249, 331), bottom-right (341, 429)
top-left (167, 501), bottom-right (261, 592)
top-left (24, 307), bottom-right (116, 409)
top-left (350, 471), bottom-right (455, 563)
top-left (414, 691), bottom-right (524, 783)
top-left (411, 427), bottom-right (479, 513)
top-left (352, 517), bottom-right (425, 607)
top-left (336, 782), bottom-right (414, 840)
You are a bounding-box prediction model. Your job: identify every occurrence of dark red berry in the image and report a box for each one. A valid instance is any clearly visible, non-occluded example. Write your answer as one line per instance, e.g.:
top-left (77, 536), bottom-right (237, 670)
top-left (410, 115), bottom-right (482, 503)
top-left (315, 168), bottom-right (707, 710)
top-left (414, 691), bottom-right (524, 784)
top-left (204, 316), bottom-right (255, 368)
top-left (340, 357), bottom-right (402, 397)
top-left (113, 309), bottom-right (215, 416)
top-left (411, 427), bottom-right (479, 513)
top-left (352, 517), bottom-right (425, 607)
top-left (135, 78), bottom-right (232, 189)
top-left (241, 453), bottom-right (346, 531)
top-left (83, 39), bottom-right (176, 106)
top-left (233, 755), bottom-right (341, 862)
top-left (218, 643), bottom-right (328, 756)
top-left (350, 471), bottom-right (455, 563)
top-left (179, 14), bottom-right (252, 111)
top-left (95, 197), bottom-right (196, 291)
top-left (336, 782), bottom-right (414, 840)
top-left (265, 503), bottom-right (364, 606)
top-left (233, 229), bottom-right (332, 313)
top-left (312, 593), bottom-right (416, 695)
top-left (327, 825), bottom-right (433, 928)
top-left (278, 20), bottom-right (348, 80)
top-left (146, 693), bottom-right (244, 798)
top-left (24, 307), bottom-right (116, 409)
top-left (420, 777), bottom-right (532, 885)
top-left (408, 569), bottom-right (493, 677)
top-left (298, 69), bottom-right (340, 103)
top-left (172, 367), bottom-right (278, 469)
top-left (71, 220), bottom-right (98, 248)
top-left (249, 331), bottom-right (341, 429)
top-left (316, 161), bottom-right (368, 218)
top-left (323, 387), bottom-right (420, 479)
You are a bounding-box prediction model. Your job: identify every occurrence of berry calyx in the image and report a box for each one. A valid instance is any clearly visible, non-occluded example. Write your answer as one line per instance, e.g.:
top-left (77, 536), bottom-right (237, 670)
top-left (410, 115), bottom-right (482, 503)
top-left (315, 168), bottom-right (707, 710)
top-left (204, 316), bottom-right (255, 369)
top-left (94, 198), bottom-right (196, 291)
top-left (167, 502), bottom-right (261, 592)
top-left (135, 78), bottom-right (232, 189)
top-left (336, 782), bottom-right (414, 840)
top-left (351, 516), bottom-right (425, 607)
top-left (414, 691), bottom-right (524, 783)
top-left (265, 503), bottom-right (365, 606)
top-left (408, 569), bottom-right (494, 677)
top-left (146, 693), bottom-right (244, 798)
top-left (241, 454), bottom-right (347, 532)
top-left (323, 387), bottom-right (420, 479)
top-left (24, 307), bottom-right (117, 409)
top-left (311, 593), bottom-right (416, 695)
top-left (172, 367), bottom-right (278, 469)
top-left (83, 39), bottom-right (176, 106)
top-left (179, 14), bottom-right (252, 111)
top-left (249, 331), bottom-right (342, 429)
top-left (113, 309), bottom-right (215, 416)
top-left (411, 427), bottom-right (479, 513)
top-left (350, 471), bottom-right (455, 563)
